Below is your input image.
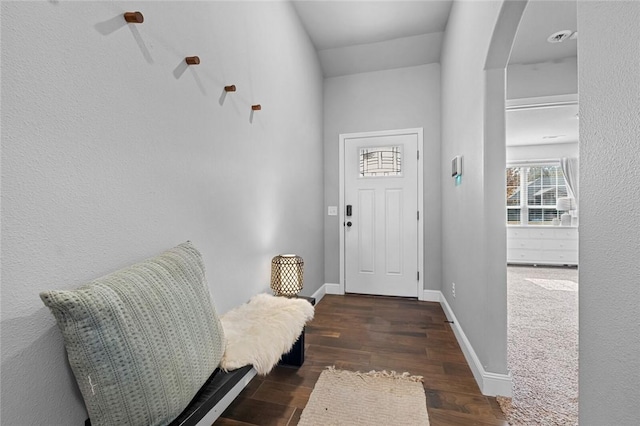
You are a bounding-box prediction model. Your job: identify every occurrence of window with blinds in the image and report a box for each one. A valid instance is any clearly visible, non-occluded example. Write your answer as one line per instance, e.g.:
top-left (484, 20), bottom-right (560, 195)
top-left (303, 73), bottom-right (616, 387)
top-left (506, 165), bottom-right (568, 225)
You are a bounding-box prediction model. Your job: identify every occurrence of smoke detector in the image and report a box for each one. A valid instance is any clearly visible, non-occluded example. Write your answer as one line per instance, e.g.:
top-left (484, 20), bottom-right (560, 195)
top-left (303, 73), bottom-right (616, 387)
top-left (547, 30), bottom-right (573, 43)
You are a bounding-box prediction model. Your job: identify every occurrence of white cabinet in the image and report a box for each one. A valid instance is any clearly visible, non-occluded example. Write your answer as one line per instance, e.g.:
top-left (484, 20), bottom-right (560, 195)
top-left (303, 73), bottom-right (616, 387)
top-left (507, 227), bottom-right (578, 266)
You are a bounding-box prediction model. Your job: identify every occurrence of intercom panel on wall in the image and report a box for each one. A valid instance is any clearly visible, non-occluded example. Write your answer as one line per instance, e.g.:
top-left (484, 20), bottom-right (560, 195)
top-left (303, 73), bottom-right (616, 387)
top-left (451, 155), bottom-right (463, 177)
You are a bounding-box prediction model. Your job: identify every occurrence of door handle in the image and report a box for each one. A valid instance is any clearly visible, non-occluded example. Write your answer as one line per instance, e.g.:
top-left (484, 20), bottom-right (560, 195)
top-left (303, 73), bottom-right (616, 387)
top-left (346, 221), bottom-right (352, 227)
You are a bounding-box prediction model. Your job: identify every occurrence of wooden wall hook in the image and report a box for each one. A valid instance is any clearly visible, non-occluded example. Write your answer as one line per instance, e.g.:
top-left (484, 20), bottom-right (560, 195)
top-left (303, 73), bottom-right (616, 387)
top-left (251, 104), bottom-right (262, 111)
top-left (185, 56), bottom-right (200, 65)
top-left (224, 85), bottom-right (237, 92)
top-left (123, 11), bottom-right (144, 24)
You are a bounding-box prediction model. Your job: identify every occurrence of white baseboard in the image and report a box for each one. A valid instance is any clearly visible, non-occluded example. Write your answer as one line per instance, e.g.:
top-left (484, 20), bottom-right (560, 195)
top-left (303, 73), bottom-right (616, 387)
top-left (482, 370), bottom-right (513, 397)
top-left (310, 284), bottom-right (326, 303)
top-left (325, 283), bottom-right (341, 294)
top-left (310, 283), bottom-right (342, 303)
top-left (421, 289), bottom-right (441, 302)
top-left (438, 293), bottom-right (513, 397)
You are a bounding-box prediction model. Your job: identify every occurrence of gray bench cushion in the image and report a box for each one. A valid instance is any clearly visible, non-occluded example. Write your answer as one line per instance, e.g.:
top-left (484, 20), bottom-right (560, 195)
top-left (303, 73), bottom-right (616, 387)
top-left (40, 242), bottom-right (226, 426)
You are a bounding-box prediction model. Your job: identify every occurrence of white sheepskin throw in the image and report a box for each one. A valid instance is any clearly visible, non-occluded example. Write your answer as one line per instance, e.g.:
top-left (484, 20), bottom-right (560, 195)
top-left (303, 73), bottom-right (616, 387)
top-left (219, 293), bottom-right (315, 375)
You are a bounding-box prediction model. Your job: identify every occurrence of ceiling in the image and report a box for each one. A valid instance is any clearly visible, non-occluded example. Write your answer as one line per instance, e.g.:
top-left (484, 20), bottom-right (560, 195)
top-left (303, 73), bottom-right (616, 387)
top-left (509, 0), bottom-right (577, 65)
top-left (292, 0), bottom-right (578, 147)
top-left (507, 0), bottom-right (578, 147)
top-left (292, 0), bottom-right (452, 77)
top-left (506, 98), bottom-right (578, 146)
top-left (291, 1), bottom-right (452, 50)
top-left (293, 0), bottom-right (577, 77)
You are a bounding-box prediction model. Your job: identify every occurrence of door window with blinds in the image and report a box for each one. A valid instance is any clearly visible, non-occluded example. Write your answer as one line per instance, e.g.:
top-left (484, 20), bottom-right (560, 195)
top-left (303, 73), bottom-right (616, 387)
top-left (506, 165), bottom-right (568, 225)
top-left (359, 146), bottom-right (402, 177)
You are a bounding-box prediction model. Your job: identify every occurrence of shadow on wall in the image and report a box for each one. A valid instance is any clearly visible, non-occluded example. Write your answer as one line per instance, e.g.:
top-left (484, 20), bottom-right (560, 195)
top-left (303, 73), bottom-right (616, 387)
top-left (94, 13), bottom-right (153, 64)
top-left (1, 309), bottom-right (85, 424)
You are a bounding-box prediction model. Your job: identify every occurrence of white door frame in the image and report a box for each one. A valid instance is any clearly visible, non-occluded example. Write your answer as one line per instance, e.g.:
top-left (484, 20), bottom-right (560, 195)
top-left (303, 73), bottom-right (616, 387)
top-left (338, 128), bottom-right (425, 299)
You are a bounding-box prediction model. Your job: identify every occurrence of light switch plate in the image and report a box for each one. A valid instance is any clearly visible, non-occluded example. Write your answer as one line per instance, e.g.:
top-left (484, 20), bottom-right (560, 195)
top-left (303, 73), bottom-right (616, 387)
top-left (328, 206), bottom-right (338, 216)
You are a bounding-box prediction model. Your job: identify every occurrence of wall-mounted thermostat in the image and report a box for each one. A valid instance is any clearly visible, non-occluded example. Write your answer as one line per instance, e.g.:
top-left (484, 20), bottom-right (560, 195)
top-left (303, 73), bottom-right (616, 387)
top-left (451, 155), bottom-right (463, 177)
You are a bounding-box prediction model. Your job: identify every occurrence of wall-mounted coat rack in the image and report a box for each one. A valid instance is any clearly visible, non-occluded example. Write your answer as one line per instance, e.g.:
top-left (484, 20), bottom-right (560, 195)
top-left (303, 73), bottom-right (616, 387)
top-left (123, 12), bottom-right (144, 24)
top-left (108, 18), bottom-right (271, 122)
top-left (185, 56), bottom-right (200, 65)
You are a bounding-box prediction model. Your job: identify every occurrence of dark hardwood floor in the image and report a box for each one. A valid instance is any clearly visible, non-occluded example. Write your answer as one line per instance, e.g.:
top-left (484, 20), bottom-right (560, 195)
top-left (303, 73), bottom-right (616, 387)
top-left (214, 294), bottom-right (508, 426)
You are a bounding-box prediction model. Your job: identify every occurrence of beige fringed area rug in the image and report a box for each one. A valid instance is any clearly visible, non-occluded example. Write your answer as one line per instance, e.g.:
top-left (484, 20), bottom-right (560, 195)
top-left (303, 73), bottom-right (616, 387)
top-left (298, 367), bottom-right (429, 426)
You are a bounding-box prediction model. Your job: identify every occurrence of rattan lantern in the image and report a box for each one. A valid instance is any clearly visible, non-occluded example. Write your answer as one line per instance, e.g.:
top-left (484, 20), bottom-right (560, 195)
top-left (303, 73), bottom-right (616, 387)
top-left (270, 254), bottom-right (304, 297)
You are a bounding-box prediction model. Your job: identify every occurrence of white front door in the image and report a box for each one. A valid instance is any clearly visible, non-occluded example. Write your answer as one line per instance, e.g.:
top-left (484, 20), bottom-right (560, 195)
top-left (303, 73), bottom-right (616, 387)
top-left (343, 130), bottom-right (421, 297)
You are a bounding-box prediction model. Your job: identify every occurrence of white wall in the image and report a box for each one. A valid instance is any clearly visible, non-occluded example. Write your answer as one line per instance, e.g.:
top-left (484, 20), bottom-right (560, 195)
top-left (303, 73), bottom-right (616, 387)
top-left (578, 1), bottom-right (640, 424)
top-left (440, 0), bottom-right (509, 376)
top-left (0, 2), bottom-right (323, 424)
top-left (323, 64), bottom-right (441, 290)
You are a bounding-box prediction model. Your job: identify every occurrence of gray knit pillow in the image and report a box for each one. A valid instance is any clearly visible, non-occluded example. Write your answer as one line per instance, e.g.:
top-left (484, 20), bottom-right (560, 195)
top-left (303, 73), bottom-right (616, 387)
top-left (40, 242), bottom-right (225, 426)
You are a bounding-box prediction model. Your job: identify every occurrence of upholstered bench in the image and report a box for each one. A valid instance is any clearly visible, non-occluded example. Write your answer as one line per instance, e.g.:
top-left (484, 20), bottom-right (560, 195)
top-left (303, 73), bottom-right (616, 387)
top-left (41, 242), bottom-right (313, 426)
top-left (85, 365), bottom-right (255, 426)
top-left (167, 366), bottom-right (255, 426)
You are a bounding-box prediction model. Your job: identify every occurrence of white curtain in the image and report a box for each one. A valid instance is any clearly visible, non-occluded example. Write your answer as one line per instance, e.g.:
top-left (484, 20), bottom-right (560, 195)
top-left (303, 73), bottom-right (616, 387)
top-left (561, 157), bottom-right (579, 207)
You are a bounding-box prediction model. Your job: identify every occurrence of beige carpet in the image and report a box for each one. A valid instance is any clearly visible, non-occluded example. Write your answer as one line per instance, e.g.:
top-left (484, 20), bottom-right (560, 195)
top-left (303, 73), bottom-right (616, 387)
top-left (298, 367), bottom-right (429, 426)
top-left (497, 266), bottom-right (578, 425)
